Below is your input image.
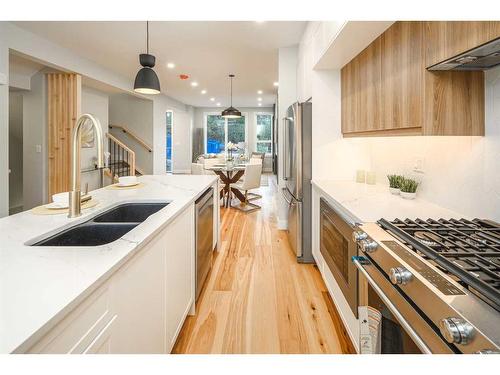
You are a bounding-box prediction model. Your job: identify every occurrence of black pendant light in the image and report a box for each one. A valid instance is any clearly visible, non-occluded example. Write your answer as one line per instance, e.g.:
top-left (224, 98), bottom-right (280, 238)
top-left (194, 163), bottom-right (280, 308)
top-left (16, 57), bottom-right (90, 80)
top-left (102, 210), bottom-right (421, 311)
top-left (134, 21), bottom-right (161, 95)
top-left (221, 74), bottom-right (241, 118)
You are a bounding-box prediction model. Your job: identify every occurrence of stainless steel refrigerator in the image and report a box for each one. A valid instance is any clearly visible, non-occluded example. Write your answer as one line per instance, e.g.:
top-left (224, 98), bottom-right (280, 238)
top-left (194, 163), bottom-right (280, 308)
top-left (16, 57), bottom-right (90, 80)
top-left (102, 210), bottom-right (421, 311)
top-left (281, 101), bottom-right (313, 263)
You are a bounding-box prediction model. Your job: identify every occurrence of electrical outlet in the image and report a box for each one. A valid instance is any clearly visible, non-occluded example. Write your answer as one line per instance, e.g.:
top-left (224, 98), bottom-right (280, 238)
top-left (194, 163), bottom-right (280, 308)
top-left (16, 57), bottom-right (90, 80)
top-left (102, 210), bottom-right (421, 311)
top-left (413, 157), bottom-right (425, 173)
top-left (35, 145), bottom-right (42, 153)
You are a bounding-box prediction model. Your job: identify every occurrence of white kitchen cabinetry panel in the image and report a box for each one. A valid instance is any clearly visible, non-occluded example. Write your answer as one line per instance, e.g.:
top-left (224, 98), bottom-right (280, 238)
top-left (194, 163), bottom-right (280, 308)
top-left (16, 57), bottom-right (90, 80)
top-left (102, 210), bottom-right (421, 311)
top-left (26, 285), bottom-right (113, 354)
top-left (109, 230), bottom-right (167, 354)
top-left (164, 205), bottom-right (195, 352)
top-left (82, 315), bottom-right (117, 354)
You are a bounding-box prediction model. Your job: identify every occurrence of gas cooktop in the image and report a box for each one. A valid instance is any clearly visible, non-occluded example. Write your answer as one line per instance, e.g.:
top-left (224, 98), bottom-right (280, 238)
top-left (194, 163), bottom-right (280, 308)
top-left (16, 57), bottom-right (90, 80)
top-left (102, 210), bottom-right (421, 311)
top-left (378, 218), bottom-right (500, 313)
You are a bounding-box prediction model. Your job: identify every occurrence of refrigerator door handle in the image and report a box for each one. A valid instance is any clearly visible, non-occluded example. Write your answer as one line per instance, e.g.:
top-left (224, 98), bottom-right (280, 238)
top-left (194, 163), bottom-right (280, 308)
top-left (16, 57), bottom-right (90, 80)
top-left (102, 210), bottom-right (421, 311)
top-left (281, 188), bottom-right (294, 205)
top-left (282, 117), bottom-right (290, 181)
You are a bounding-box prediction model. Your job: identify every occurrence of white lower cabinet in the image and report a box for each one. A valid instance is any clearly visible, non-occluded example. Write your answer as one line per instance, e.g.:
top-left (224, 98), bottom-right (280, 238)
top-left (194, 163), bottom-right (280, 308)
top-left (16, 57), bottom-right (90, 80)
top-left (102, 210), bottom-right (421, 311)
top-left (26, 204), bottom-right (195, 354)
top-left (164, 206), bottom-right (195, 352)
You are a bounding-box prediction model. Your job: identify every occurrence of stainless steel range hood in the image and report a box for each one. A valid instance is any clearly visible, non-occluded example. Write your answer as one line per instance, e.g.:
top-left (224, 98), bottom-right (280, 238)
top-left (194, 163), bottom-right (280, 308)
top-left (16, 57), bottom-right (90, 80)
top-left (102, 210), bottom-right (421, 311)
top-left (427, 37), bottom-right (500, 71)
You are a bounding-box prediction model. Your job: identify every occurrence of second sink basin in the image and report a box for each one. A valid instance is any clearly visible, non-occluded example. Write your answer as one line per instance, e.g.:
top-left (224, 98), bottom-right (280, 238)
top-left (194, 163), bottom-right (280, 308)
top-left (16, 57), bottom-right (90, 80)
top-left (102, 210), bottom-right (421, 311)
top-left (92, 203), bottom-right (169, 223)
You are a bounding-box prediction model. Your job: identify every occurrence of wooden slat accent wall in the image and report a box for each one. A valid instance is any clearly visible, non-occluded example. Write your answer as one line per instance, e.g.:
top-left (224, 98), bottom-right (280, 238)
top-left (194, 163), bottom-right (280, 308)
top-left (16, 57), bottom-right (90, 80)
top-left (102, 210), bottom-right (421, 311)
top-left (47, 73), bottom-right (81, 199)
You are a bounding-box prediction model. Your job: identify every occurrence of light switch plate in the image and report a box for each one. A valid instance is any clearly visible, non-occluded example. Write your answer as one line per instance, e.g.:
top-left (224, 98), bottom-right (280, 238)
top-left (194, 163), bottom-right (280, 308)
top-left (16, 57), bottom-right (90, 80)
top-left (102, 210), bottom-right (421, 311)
top-left (35, 145), bottom-right (42, 153)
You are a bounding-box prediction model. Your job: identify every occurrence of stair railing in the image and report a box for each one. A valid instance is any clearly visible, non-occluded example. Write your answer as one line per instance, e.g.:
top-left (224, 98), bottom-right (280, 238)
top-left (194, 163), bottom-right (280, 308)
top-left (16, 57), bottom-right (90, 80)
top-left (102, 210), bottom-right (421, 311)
top-left (106, 133), bottom-right (136, 178)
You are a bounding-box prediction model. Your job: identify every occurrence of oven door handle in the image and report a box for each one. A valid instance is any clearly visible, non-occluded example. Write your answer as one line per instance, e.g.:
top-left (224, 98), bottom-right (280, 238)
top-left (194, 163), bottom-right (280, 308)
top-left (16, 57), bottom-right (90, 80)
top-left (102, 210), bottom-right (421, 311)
top-left (353, 257), bottom-right (433, 354)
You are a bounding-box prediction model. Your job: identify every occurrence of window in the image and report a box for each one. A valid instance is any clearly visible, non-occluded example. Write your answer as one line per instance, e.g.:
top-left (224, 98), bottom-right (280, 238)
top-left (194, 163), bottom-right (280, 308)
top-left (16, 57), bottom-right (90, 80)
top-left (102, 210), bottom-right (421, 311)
top-left (166, 111), bottom-right (173, 172)
top-left (205, 113), bottom-right (246, 154)
top-left (256, 113), bottom-right (273, 155)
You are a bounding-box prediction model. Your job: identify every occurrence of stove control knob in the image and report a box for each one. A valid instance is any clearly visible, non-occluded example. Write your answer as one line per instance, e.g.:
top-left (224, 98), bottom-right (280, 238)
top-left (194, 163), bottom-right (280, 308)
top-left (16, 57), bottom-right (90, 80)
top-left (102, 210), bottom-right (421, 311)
top-left (360, 239), bottom-right (378, 253)
top-left (439, 317), bottom-right (475, 345)
top-left (389, 267), bottom-right (413, 285)
top-left (352, 231), bottom-right (368, 242)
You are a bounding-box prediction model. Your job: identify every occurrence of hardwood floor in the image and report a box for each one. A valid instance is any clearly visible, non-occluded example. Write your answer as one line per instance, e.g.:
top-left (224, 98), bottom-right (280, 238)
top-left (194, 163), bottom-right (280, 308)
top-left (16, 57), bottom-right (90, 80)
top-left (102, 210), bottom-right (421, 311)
top-left (172, 175), bottom-right (354, 354)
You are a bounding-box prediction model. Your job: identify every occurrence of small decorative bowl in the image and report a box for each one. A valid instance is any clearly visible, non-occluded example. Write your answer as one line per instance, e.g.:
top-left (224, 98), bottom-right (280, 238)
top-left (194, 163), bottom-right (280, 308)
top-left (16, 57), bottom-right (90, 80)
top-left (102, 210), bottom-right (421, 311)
top-left (401, 192), bottom-right (417, 200)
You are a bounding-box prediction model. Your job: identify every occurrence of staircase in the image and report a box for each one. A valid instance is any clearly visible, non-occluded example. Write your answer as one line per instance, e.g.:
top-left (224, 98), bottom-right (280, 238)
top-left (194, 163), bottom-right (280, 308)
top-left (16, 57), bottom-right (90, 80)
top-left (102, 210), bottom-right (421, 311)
top-left (106, 133), bottom-right (141, 181)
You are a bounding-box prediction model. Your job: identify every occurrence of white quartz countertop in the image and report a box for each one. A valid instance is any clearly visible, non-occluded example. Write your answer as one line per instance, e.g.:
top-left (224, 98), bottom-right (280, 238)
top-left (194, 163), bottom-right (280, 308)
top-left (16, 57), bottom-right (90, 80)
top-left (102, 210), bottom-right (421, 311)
top-left (312, 180), bottom-right (466, 225)
top-left (0, 174), bottom-right (217, 353)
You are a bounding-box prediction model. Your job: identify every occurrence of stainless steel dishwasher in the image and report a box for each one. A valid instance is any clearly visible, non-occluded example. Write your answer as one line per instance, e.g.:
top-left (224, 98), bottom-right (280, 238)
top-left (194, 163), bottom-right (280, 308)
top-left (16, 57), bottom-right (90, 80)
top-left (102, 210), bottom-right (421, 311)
top-left (195, 188), bottom-right (214, 300)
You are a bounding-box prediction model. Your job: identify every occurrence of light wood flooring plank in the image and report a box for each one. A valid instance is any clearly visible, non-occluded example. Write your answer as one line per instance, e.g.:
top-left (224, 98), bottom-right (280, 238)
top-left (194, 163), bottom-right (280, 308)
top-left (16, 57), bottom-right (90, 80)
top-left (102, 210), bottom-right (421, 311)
top-left (172, 174), bottom-right (350, 354)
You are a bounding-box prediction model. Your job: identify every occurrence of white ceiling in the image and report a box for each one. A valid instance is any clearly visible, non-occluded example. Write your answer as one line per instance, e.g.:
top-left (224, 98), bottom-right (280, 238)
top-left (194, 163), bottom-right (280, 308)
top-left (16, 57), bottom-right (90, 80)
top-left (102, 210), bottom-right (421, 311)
top-left (13, 21), bottom-right (306, 107)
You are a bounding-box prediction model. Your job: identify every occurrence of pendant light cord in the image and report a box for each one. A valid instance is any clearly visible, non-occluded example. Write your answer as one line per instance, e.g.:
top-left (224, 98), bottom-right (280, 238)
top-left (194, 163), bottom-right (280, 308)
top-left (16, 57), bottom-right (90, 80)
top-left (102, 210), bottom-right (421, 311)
top-left (230, 76), bottom-right (233, 107)
top-left (146, 21), bottom-right (149, 54)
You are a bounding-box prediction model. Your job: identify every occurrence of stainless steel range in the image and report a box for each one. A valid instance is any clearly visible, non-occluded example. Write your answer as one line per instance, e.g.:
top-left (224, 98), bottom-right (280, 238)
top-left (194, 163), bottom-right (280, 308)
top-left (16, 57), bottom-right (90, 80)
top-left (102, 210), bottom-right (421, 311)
top-left (352, 218), bottom-right (500, 354)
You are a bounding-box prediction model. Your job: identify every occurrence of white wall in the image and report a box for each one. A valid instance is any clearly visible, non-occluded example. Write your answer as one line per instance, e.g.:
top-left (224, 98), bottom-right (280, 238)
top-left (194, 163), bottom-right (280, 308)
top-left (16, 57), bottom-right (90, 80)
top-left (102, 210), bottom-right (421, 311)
top-left (151, 91), bottom-right (191, 175)
top-left (0, 23), bottom-right (10, 216)
top-left (22, 70), bottom-right (47, 210)
top-left (277, 46), bottom-right (298, 228)
top-left (81, 86), bottom-right (109, 191)
top-left (8, 91), bottom-right (23, 212)
top-left (109, 93), bottom-right (153, 174)
top-left (192, 106), bottom-right (274, 172)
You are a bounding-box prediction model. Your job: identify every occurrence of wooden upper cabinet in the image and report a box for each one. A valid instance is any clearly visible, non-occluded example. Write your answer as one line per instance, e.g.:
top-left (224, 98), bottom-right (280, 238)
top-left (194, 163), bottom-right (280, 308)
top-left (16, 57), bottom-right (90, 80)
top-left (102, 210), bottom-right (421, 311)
top-left (380, 22), bottom-right (424, 132)
top-left (425, 21), bottom-right (500, 67)
top-left (341, 36), bottom-right (381, 134)
top-left (341, 21), bottom-right (497, 137)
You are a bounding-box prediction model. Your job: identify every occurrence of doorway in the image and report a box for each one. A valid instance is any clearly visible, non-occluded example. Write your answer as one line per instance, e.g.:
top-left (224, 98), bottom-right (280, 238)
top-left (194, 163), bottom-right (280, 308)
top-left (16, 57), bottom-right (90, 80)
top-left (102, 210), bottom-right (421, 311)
top-left (8, 90), bottom-right (24, 214)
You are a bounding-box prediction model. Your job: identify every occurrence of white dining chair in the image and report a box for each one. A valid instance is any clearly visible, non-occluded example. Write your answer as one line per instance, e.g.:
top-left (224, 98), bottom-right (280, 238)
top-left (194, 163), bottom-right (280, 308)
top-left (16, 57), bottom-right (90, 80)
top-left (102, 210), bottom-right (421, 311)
top-left (231, 163), bottom-right (262, 212)
top-left (243, 158), bottom-right (263, 200)
top-left (191, 163), bottom-right (205, 175)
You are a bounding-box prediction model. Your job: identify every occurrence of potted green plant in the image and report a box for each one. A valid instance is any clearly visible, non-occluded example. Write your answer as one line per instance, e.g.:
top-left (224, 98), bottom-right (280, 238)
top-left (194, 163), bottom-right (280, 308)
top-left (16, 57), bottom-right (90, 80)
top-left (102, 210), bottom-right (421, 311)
top-left (387, 174), bottom-right (403, 195)
top-left (400, 177), bottom-right (419, 200)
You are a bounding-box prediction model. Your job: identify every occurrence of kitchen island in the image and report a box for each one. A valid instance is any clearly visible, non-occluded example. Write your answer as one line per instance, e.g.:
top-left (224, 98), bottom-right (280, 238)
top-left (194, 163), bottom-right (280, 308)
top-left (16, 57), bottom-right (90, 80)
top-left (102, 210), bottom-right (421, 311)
top-left (0, 174), bottom-right (219, 354)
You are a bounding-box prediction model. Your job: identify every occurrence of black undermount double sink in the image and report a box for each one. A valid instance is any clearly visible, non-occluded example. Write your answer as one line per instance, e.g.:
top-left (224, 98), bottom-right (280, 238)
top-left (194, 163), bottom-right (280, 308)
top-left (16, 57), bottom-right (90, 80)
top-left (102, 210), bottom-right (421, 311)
top-left (33, 203), bottom-right (169, 247)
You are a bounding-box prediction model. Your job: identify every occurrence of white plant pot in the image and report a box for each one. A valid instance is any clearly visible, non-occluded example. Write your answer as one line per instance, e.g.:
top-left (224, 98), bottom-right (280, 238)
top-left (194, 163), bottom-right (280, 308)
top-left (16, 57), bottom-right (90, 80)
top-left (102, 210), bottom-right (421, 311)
top-left (401, 192), bottom-right (417, 200)
top-left (389, 187), bottom-right (401, 195)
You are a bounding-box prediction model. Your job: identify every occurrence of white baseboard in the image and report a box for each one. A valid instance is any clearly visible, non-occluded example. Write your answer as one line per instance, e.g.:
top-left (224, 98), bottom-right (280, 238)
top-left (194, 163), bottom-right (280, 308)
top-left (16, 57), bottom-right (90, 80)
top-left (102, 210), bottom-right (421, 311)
top-left (277, 219), bottom-right (288, 230)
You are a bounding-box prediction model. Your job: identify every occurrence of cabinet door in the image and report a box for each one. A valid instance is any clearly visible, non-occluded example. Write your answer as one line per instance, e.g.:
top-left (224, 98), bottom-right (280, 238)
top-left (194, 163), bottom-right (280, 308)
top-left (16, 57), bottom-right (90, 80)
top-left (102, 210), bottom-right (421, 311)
top-left (109, 233), bottom-right (166, 354)
top-left (381, 22), bottom-right (424, 131)
top-left (357, 36), bottom-right (382, 132)
top-left (342, 37), bottom-right (381, 134)
top-left (165, 205), bottom-right (195, 352)
top-left (341, 58), bottom-right (359, 134)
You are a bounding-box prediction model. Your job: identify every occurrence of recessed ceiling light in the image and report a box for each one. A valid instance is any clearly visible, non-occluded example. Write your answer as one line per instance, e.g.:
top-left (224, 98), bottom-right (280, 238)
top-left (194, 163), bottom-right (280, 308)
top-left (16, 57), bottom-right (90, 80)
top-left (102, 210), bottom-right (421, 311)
top-left (201, 89), bottom-right (207, 94)
top-left (255, 21), bottom-right (265, 23)
top-left (216, 102), bottom-right (221, 107)
top-left (191, 81), bottom-right (198, 87)
top-left (273, 81), bottom-right (279, 87)
top-left (258, 103), bottom-right (262, 107)
top-left (257, 90), bottom-right (263, 94)
top-left (167, 62), bottom-right (175, 69)
top-left (257, 97), bottom-right (262, 101)
top-left (210, 97), bottom-right (215, 101)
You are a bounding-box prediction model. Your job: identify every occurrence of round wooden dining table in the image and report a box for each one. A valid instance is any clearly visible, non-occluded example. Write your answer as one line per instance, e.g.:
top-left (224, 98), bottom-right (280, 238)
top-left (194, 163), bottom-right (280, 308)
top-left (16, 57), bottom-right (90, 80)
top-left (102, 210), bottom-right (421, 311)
top-left (207, 163), bottom-right (247, 208)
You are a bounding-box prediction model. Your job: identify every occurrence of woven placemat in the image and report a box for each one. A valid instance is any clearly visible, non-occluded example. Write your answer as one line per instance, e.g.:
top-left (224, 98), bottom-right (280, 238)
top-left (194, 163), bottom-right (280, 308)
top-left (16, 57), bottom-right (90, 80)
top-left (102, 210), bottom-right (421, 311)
top-left (105, 182), bottom-right (145, 190)
top-left (31, 199), bottom-right (100, 215)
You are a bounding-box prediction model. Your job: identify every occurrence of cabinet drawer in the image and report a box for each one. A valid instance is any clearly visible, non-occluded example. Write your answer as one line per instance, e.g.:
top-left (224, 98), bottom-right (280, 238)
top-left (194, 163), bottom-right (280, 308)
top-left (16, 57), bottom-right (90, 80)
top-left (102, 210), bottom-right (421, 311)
top-left (27, 285), bottom-right (113, 354)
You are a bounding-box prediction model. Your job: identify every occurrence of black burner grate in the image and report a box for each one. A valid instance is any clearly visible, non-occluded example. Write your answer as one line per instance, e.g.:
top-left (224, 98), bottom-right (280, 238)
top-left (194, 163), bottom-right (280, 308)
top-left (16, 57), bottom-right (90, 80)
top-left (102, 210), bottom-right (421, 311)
top-left (378, 218), bottom-right (500, 311)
